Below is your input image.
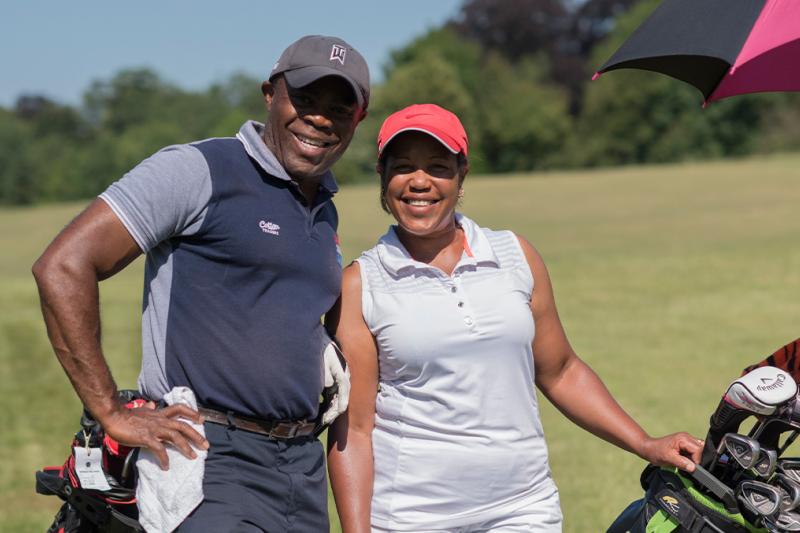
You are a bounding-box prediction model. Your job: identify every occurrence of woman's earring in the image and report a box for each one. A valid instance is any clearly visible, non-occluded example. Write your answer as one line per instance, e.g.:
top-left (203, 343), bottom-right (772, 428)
top-left (457, 188), bottom-right (465, 199)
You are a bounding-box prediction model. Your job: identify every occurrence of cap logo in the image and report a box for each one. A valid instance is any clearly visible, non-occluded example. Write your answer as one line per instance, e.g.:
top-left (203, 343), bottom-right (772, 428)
top-left (330, 44), bottom-right (347, 65)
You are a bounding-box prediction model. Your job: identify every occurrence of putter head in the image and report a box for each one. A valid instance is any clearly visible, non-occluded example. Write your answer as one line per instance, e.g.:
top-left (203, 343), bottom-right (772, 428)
top-left (736, 480), bottom-right (782, 521)
top-left (775, 473), bottom-right (800, 512)
top-left (718, 433), bottom-right (761, 470)
top-left (779, 459), bottom-right (800, 485)
top-left (751, 448), bottom-right (778, 479)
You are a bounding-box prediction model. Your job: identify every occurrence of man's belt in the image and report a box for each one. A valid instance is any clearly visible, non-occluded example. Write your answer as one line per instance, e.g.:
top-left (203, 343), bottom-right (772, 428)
top-left (197, 406), bottom-right (316, 440)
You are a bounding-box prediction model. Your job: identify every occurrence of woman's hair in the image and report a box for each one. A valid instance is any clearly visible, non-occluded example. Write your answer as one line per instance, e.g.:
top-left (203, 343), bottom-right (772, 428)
top-left (377, 150), bottom-right (468, 214)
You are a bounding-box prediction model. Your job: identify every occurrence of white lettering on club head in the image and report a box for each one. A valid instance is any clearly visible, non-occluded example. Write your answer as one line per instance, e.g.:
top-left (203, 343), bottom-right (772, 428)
top-left (758, 373), bottom-right (787, 392)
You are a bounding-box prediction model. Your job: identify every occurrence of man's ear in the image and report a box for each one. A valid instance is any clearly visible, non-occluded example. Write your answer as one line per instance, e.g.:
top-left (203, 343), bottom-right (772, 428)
top-left (261, 80), bottom-right (275, 109)
top-left (358, 109), bottom-right (368, 123)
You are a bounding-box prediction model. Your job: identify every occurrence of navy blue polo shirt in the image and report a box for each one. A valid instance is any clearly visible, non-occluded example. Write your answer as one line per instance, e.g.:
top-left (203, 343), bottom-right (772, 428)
top-left (100, 120), bottom-right (342, 420)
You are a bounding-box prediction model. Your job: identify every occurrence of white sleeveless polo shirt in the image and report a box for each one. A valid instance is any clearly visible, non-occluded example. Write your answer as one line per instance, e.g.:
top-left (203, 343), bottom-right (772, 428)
top-left (357, 214), bottom-right (561, 531)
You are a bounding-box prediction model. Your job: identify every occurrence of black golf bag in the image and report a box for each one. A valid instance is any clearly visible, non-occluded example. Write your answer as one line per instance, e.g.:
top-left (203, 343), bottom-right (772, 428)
top-left (36, 382), bottom-right (341, 532)
top-left (607, 465), bottom-right (766, 533)
top-left (35, 390), bottom-right (146, 533)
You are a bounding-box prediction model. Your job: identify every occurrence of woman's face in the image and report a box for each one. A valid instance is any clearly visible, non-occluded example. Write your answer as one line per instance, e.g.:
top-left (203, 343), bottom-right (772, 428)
top-left (381, 132), bottom-right (464, 238)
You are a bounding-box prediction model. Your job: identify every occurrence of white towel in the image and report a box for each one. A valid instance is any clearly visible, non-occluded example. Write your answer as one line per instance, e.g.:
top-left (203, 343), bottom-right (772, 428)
top-left (136, 387), bottom-right (206, 533)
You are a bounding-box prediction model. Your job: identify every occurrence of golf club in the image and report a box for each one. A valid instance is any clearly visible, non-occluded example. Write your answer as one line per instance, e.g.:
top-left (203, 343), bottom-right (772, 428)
top-left (703, 367), bottom-right (796, 468)
top-left (778, 459), bottom-right (800, 485)
top-left (775, 473), bottom-right (800, 512)
top-left (751, 448), bottom-right (778, 480)
top-left (765, 510), bottom-right (800, 532)
top-left (736, 480), bottom-right (782, 524)
top-left (712, 433), bottom-right (760, 477)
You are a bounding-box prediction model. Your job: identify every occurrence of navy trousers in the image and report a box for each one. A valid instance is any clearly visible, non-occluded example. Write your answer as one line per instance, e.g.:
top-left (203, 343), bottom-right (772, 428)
top-left (175, 422), bottom-right (329, 533)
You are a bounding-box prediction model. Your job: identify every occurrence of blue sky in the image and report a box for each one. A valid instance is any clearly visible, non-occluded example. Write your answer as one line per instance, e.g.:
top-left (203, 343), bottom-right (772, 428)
top-left (1, 1), bottom-right (462, 107)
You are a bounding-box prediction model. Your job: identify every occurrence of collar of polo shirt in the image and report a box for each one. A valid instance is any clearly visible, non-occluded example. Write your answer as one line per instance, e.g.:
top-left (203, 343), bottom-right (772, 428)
top-left (377, 213), bottom-right (500, 277)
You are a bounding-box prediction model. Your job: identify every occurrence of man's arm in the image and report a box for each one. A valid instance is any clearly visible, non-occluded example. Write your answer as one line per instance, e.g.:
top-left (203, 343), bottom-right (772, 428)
top-left (326, 262), bottom-right (378, 533)
top-left (33, 199), bottom-right (208, 469)
top-left (517, 234), bottom-right (703, 471)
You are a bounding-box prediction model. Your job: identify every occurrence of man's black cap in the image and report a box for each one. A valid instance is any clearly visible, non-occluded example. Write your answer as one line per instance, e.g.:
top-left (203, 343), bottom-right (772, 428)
top-left (270, 35), bottom-right (370, 109)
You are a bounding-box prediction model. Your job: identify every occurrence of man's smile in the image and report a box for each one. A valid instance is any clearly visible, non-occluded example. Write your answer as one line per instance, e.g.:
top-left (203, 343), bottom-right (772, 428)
top-left (292, 131), bottom-right (336, 149)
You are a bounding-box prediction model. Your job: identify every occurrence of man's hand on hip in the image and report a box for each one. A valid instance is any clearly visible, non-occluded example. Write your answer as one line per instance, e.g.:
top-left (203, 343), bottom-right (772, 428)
top-left (102, 403), bottom-right (209, 470)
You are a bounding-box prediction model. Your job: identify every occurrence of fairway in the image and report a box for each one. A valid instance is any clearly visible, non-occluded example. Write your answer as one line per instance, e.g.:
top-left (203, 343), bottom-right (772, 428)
top-left (2, 153), bottom-right (799, 532)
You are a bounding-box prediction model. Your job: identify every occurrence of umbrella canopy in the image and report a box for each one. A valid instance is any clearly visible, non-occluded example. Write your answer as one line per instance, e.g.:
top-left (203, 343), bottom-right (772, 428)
top-left (594, 0), bottom-right (800, 104)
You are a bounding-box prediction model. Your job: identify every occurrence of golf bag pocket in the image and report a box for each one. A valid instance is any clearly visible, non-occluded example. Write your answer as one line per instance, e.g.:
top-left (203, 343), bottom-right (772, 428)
top-left (607, 465), bottom-right (765, 533)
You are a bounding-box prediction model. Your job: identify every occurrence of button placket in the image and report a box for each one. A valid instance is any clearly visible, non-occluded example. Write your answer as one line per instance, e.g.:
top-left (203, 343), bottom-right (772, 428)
top-left (451, 275), bottom-right (475, 329)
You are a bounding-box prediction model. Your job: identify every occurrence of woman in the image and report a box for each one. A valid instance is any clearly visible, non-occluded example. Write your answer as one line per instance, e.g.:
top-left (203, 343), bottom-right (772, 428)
top-left (327, 104), bottom-right (703, 532)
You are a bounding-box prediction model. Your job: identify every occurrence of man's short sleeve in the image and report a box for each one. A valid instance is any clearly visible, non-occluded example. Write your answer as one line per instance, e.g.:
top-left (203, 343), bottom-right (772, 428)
top-left (99, 144), bottom-right (212, 252)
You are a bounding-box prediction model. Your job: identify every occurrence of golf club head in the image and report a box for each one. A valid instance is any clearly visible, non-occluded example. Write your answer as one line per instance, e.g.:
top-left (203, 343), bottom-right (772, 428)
top-left (752, 448), bottom-right (778, 479)
top-left (775, 473), bottom-right (800, 512)
top-left (725, 367), bottom-right (797, 416)
top-left (736, 480), bottom-right (782, 521)
top-left (719, 433), bottom-right (761, 470)
top-left (705, 367), bottom-right (796, 468)
top-left (767, 509), bottom-right (800, 531)
top-left (779, 459), bottom-right (800, 485)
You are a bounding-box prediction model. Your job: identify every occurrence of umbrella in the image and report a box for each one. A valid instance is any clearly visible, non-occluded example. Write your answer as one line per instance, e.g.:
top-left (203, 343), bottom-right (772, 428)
top-left (593, 0), bottom-right (800, 105)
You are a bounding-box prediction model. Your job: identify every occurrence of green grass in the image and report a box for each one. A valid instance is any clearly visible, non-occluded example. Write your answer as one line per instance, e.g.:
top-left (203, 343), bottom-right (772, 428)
top-left (2, 153), bottom-right (799, 531)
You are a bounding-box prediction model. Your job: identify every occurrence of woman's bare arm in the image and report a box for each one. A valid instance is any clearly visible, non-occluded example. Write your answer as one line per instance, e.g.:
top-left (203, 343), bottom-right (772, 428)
top-left (326, 262), bottom-right (379, 533)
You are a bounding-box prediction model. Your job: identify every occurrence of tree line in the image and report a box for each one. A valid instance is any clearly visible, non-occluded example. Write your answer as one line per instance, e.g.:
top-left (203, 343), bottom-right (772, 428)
top-left (2, 0), bottom-right (798, 205)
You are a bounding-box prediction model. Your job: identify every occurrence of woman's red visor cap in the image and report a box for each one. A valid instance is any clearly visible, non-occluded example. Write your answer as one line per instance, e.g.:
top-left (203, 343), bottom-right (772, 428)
top-left (377, 104), bottom-right (468, 157)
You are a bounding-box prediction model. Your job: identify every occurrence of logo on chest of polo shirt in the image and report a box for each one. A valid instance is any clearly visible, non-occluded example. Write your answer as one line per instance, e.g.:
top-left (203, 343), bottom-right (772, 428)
top-left (259, 220), bottom-right (280, 236)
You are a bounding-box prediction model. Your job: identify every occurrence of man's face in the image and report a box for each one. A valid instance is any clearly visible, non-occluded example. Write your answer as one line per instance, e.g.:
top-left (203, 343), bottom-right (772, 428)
top-left (262, 75), bottom-right (365, 181)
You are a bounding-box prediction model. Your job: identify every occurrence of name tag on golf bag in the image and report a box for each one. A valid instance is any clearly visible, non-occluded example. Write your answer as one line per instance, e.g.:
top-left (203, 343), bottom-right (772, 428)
top-left (35, 390), bottom-right (146, 533)
top-left (606, 465), bottom-right (758, 533)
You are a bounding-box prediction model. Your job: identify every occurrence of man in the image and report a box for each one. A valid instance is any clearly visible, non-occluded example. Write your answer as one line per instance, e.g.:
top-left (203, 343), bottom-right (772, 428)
top-left (32, 35), bottom-right (368, 532)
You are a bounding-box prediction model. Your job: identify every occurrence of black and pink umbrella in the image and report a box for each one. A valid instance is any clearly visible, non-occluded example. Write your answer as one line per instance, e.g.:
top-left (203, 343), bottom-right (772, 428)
top-left (593, 0), bottom-right (800, 105)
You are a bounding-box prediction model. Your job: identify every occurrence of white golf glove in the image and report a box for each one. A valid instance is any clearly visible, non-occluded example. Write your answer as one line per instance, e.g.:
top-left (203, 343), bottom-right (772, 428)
top-left (322, 339), bottom-right (350, 426)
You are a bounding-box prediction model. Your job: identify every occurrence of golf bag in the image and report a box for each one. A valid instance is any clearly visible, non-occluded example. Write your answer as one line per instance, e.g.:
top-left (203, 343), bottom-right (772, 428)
top-left (35, 390), bottom-right (146, 533)
top-left (607, 465), bottom-right (765, 533)
top-left (36, 377), bottom-right (342, 532)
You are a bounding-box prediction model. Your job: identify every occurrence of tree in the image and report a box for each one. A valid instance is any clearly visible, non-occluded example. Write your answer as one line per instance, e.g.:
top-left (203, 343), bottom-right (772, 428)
top-left (209, 73), bottom-right (266, 119)
top-left (756, 94), bottom-right (800, 153)
top-left (451, 0), bottom-right (638, 113)
top-left (479, 53), bottom-right (571, 171)
top-left (451, 0), bottom-right (569, 61)
top-left (0, 110), bottom-right (37, 204)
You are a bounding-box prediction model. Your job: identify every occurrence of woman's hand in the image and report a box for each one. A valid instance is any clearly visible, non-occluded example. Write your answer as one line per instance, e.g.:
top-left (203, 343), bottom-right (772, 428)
top-left (637, 433), bottom-right (705, 472)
